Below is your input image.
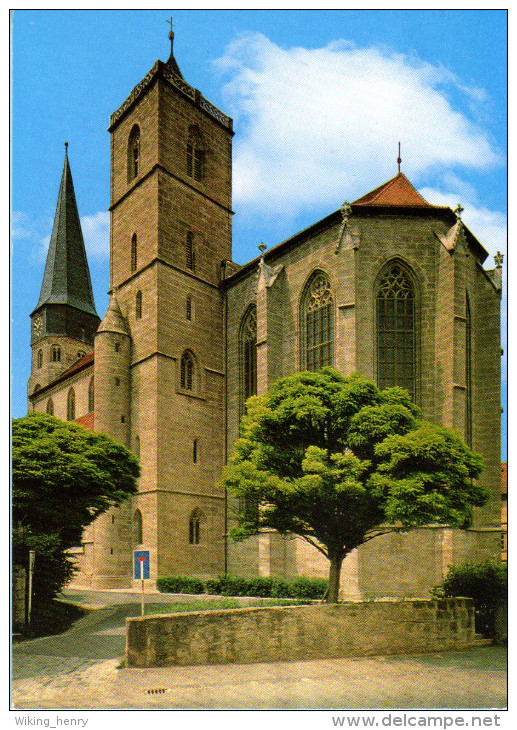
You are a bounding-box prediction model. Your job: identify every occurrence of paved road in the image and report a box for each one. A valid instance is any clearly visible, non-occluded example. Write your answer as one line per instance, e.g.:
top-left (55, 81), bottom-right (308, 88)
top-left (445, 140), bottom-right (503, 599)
top-left (12, 588), bottom-right (507, 710)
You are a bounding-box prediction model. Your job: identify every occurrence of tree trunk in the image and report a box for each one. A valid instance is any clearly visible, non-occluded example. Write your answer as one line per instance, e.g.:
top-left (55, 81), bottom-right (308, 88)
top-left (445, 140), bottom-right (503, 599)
top-left (327, 553), bottom-right (344, 603)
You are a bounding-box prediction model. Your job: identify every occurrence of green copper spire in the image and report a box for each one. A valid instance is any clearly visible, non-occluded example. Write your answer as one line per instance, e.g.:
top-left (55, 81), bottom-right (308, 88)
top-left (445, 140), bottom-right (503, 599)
top-left (35, 144), bottom-right (98, 317)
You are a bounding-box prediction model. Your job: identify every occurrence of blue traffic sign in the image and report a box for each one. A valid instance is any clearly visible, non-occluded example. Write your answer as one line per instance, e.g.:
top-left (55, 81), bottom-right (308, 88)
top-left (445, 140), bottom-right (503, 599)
top-left (133, 550), bottom-right (150, 579)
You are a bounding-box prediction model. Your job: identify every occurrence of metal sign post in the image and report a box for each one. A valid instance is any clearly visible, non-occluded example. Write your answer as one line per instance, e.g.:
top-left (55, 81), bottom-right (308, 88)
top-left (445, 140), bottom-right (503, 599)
top-left (133, 550), bottom-right (150, 618)
top-left (27, 550), bottom-right (36, 626)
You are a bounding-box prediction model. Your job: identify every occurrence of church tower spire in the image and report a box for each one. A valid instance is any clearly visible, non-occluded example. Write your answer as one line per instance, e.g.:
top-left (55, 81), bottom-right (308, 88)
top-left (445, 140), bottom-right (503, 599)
top-left (34, 143), bottom-right (98, 317)
top-left (29, 145), bottom-right (100, 397)
top-left (165, 16), bottom-right (183, 78)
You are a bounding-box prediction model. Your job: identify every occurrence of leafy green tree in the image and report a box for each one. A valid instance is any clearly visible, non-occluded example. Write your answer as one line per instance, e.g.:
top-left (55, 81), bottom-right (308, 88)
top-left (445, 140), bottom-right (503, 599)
top-left (12, 413), bottom-right (140, 605)
top-left (222, 369), bottom-right (488, 603)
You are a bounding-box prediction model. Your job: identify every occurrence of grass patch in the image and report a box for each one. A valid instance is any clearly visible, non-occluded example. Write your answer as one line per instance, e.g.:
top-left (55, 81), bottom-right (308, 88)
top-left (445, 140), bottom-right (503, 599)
top-left (144, 597), bottom-right (312, 616)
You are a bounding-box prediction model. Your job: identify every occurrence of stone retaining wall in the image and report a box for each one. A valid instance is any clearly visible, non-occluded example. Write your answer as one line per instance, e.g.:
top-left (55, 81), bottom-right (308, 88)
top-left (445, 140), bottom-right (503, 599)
top-left (126, 598), bottom-right (474, 667)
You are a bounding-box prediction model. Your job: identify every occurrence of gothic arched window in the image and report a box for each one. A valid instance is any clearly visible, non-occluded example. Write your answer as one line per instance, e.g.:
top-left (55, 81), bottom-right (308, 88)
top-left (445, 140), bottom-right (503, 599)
top-left (132, 509), bottom-right (143, 545)
top-left (189, 509), bottom-right (204, 545)
top-left (67, 388), bottom-right (75, 421)
top-left (301, 272), bottom-right (334, 371)
top-left (180, 350), bottom-right (195, 390)
top-left (88, 377), bottom-right (95, 412)
top-left (46, 398), bottom-right (54, 415)
top-left (131, 233), bottom-right (137, 272)
top-left (51, 345), bottom-right (61, 362)
top-left (187, 127), bottom-right (205, 182)
top-left (466, 294), bottom-right (472, 446)
top-left (135, 291), bottom-right (142, 319)
top-left (239, 305), bottom-right (257, 409)
top-left (186, 232), bottom-right (194, 271)
top-left (128, 125), bottom-right (140, 182)
top-left (376, 263), bottom-right (415, 400)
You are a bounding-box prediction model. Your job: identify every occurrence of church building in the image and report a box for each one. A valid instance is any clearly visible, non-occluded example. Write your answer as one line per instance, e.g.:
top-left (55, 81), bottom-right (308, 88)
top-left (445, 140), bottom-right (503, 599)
top-left (27, 29), bottom-right (503, 598)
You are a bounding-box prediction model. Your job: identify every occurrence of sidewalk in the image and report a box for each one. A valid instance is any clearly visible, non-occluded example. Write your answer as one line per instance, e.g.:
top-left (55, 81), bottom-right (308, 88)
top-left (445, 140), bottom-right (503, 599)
top-left (12, 645), bottom-right (507, 710)
top-left (12, 588), bottom-right (507, 710)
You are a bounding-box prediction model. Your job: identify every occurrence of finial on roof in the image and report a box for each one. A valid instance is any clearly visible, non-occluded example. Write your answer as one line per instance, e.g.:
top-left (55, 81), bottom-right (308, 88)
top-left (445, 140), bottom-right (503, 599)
top-left (64, 141), bottom-right (68, 156)
top-left (341, 201), bottom-right (352, 220)
top-left (397, 141), bottom-right (402, 174)
top-left (454, 203), bottom-right (464, 219)
top-left (494, 251), bottom-right (504, 268)
top-left (165, 15), bottom-right (183, 78)
top-left (258, 242), bottom-right (267, 256)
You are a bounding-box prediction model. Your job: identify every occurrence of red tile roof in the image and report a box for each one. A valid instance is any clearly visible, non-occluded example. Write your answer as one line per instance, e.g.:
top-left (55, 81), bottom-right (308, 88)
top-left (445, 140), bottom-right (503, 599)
top-left (352, 172), bottom-right (435, 207)
top-left (76, 412), bottom-right (95, 431)
top-left (59, 351), bottom-right (94, 379)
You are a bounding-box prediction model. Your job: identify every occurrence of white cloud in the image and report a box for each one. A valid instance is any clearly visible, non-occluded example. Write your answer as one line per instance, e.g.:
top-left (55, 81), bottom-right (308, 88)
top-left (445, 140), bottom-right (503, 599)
top-left (215, 33), bottom-right (502, 217)
top-left (80, 211), bottom-right (110, 259)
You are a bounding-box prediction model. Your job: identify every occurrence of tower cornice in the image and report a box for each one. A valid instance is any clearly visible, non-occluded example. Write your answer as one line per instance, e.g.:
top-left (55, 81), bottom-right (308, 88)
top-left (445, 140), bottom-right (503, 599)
top-left (108, 60), bottom-right (233, 133)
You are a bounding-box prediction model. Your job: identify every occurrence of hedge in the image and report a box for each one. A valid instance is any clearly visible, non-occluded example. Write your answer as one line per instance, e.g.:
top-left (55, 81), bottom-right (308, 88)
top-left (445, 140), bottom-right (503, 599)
top-left (431, 559), bottom-right (507, 638)
top-left (157, 574), bottom-right (327, 599)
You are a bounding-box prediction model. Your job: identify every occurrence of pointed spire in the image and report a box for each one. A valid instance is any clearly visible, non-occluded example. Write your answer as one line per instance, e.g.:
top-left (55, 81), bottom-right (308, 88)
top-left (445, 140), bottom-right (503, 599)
top-left (165, 16), bottom-right (183, 78)
top-left (97, 293), bottom-right (130, 336)
top-left (35, 145), bottom-right (98, 317)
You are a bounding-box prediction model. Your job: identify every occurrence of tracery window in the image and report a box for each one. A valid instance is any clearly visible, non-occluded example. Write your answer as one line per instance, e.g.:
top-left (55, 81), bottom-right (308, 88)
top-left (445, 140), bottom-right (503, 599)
top-left (131, 233), bottom-right (137, 272)
top-left (376, 263), bottom-right (415, 400)
top-left (301, 272), bottom-right (334, 371)
top-left (239, 305), bottom-right (257, 409)
top-left (189, 509), bottom-right (204, 545)
top-left (180, 350), bottom-right (194, 391)
top-left (46, 398), bottom-right (54, 415)
top-left (88, 377), bottom-right (94, 412)
top-left (186, 127), bottom-right (205, 182)
top-left (67, 388), bottom-right (75, 421)
top-left (128, 125), bottom-right (140, 182)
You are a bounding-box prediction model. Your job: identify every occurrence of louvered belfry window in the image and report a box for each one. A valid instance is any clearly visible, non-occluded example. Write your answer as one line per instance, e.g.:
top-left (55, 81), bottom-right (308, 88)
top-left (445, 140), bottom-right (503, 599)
top-left (181, 351), bottom-right (194, 391)
top-left (303, 272), bottom-right (334, 371)
top-left (376, 264), bottom-right (415, 400)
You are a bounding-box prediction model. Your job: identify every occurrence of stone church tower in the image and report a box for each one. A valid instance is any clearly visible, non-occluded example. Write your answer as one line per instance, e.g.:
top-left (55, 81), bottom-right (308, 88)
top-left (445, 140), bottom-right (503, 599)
top-left (28, 27), bottom-right (503, 596)
top-left (84, 28), bottom-right (233, 585)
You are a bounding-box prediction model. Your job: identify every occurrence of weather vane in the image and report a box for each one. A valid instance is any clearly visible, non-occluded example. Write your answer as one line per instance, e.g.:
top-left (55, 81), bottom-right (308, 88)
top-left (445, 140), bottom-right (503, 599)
top-left (397, 141), bottom-right (402, 173)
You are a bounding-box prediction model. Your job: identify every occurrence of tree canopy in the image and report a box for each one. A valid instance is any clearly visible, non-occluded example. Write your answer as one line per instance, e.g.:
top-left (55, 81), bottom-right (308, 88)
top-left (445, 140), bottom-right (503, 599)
top-left (222, 369), bottom-right (488, 602)
top-left (12, 413), bottom-right (140, 602)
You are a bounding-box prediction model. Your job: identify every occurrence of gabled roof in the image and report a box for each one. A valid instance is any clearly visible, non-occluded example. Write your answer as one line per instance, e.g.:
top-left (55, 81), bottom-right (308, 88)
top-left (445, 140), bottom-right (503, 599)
top-left (34, 147), bottom-right (98, 318)
top-left (352, 172), bottom-right (435, 207)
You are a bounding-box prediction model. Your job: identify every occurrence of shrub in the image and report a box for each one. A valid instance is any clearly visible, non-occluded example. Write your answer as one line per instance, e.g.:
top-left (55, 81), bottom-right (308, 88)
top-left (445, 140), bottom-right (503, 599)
top-left (431, 560), bottom-right (507, 637)
top-left (157, 575), bottom-right (205, 594)
top-left (289, 576), bottom-right (328, 599)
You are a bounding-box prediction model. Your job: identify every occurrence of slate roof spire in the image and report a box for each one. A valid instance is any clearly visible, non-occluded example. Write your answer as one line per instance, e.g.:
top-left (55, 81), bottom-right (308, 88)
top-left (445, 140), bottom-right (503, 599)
top-left (34, 144), bottom-right (98, 317)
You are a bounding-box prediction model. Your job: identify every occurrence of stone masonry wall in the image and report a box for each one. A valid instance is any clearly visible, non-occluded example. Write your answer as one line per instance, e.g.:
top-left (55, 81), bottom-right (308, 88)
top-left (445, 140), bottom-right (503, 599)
top-left (126, 598), bottom-right (474, 667)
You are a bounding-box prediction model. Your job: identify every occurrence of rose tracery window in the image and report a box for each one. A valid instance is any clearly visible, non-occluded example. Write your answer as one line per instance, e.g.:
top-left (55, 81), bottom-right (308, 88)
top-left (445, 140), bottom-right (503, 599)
top-left (376, 264), bottom-right (415, 400)
top-left (302, 272), bottom-right (334, 371)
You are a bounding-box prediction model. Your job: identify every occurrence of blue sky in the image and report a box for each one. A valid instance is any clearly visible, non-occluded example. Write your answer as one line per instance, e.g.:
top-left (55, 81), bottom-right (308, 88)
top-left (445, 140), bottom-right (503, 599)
top-left (11, 9), bottom-right (507, 453)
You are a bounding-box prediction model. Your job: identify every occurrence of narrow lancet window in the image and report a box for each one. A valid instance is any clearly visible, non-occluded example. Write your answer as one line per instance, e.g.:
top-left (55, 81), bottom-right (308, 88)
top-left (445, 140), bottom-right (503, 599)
top-left (239, 305), bottom-right (257, 409)
top-left (67, 388), bottom-right (75, 421)
top-left (128, 125), bottom-right (140, 182)
top-left (180, 351), bottom-right (194, 391)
